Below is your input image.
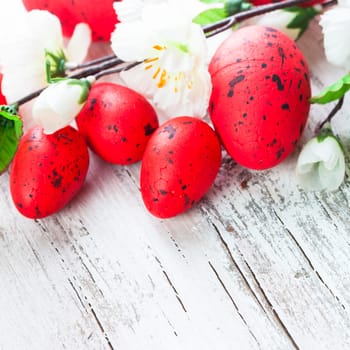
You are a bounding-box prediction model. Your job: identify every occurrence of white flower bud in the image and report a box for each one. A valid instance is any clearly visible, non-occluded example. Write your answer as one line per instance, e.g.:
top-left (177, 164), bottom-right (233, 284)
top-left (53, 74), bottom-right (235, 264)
top-left (32, 77), bottom-right (94, 134)
top-left (296, 131), bottom-right (345, 192)
top-left (320, 0), bottom-right (350, 70)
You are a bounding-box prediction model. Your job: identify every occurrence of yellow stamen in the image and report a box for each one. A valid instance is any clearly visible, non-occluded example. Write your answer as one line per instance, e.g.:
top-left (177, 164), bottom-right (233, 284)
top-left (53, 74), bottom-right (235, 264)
top-left (153, 44), bottom-right (165, 51)
top-left (144, 57), bottom-right (159, 64)
top-left (153, 67), bottom-right (161, 79)
top-left (157, 69), bottom-right (168, 88)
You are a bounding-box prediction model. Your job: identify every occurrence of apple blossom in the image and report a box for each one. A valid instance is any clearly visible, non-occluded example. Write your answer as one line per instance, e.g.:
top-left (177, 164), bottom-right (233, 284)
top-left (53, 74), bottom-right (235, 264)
top-left (296, 128), bottom-right (346, 192)
top-left (111, 0), bottom-right (211, 119)
top-left (32, 77), bottom-right (95, 134)
top-left (319, 0), bottom-right (350, 70)
top-left (0, 10), bottom-right (91, 104)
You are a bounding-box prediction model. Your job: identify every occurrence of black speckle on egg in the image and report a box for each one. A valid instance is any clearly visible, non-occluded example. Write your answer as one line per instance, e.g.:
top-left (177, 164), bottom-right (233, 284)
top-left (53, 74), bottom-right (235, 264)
top-left (272, 74), bottom-right (284, 91)
top-left (51, 169), bottom-right (63, 188)
top-left (278, 47), bottom-right (286, 66)
top-left (210, 101), bottom-right (215, 113)
top-left (163, 125), bottom-right (177, 139)
top-left (276, 147), bottom-right (285, 160)
top-left (144, 123), bottom-right (156, 136)
top-left (89, 98), bottom-right (97, 111)
top-left (227, 75), bottom-right (245, 98)
top-left (281, 103), bottom-right (290, 110)
top-left (266, 27), bottom-right (277, 32)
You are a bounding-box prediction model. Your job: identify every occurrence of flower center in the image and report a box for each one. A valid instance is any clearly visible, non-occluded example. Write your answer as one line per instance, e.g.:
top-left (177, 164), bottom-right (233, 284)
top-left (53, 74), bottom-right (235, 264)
top-left (143, 44), bottom-right (193, 91)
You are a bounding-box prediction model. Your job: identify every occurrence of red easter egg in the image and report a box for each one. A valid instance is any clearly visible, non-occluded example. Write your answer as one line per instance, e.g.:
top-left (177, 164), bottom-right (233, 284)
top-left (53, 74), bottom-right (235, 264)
top-left (209, 25), bottom-right (311, 170)
top-left (10, 126), bottom-right (89, 218)
top-left (0, 74), bottom-right (7, 105)
top-left (22, 0), bottom-right (118, 41)
top-left (141, 117), bottom-right (222, 218)
top-left (76, 82), bottom-right (159, 165)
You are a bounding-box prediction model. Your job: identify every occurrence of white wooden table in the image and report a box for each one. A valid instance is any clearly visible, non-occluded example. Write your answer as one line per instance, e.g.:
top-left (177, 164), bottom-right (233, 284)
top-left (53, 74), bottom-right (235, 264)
top-left (1, 3), bottom-right (350, 349)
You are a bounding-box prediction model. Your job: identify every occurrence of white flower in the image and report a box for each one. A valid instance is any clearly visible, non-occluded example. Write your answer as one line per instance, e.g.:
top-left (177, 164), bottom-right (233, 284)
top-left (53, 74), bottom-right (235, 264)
top-left (319, 0), bottom-right (350, 70)
top-left (296, 131), bottom-right (345, 192)
top-left (0, 10), bottom-right (91, 104)
top-left (111, 0), bottom-right (211, 118)
top-left (32, 77), bottom-right (95, 134)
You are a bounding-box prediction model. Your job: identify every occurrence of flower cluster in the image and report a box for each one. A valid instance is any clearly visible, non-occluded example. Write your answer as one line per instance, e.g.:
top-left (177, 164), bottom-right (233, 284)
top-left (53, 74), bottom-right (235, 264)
top-left (0, 0), bottom-right (349, 218)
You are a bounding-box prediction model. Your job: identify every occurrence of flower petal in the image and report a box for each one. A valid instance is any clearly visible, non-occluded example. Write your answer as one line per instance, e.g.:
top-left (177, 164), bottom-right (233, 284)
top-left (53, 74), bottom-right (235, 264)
top-left (66, 23), bottom-right (91, 63)
top-left (0, 10), bottom-right (67, 103)
top-left (24, 10), bottom-right (63, 54)
top-left (111, 21), bottom-right (154, 61)
top-left (32, 80), bottom-right (88, 134)
top-left (114, 0), bottom-right (147, 22)
top-left (296, 136), bottom-right (345, 192)
top-left (320, 7), bottom-right (350, 69)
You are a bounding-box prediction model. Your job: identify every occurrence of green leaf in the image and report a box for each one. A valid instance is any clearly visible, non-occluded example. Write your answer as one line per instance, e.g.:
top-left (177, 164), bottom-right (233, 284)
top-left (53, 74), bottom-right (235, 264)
top-left (285, 6), bottom-right (319, 39)
top-left (0, 105), bottom-right (23, 174)
top-left (67, 78), bottom-right (92, 104)
top-left (225, 0), bottom-right (252, 15)
top-left (193, 7), bottom-right (227, 26)
top-left (311, 74), bottom-right (350, 104)
top-left (199, 0), bottom-right (225, 3)
top-left (193, 0), bottom-right (252, 26)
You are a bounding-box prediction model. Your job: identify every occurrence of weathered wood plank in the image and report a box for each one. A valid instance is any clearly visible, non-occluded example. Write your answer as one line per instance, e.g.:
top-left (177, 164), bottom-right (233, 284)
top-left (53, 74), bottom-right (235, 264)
top-left (1, 3), bottom-right (350, 350)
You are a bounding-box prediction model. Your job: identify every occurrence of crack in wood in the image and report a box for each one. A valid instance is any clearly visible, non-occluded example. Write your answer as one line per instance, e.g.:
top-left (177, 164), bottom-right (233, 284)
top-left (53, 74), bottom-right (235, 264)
top-left (125, 168), bottom-right (141, 191)
top-left (272, 209), bottom-right (346, 311)
top-left (154, 256), bottom-right (187, 313)
top-left (315, 196), bottom-right (337, 223)
top-left (34, 219), bottom-right (48, 233)
top-left (44, 224), bottom-right (117, 349)
top-left (208, 261), bottom-right (262, 349)
top-left (68, 277), bottom-right (88, 312)
top-left (210, 222), bottom-right (267, 312)
top-left (89, 303), bottom-right (115, 350)
top-left (241, 254), bottom-right (300, 350)
top-left (203, 213), bottom-right (300, 350)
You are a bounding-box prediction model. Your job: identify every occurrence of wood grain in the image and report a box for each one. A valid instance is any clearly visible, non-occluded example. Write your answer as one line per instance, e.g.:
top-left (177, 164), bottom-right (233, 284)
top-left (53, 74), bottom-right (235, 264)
top-left (0, 8), bottom-right (349, 350)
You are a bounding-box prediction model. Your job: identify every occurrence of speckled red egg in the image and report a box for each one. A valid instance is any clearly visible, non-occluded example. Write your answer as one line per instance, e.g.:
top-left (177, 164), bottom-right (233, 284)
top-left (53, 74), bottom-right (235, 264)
top-left (209, 25), bottom-right (311, 170)
top-left (10, 126), bottom-right (89, 219)
top-left (140, 117), bottom-right (222, 218)
top-left (76, 82), bottom-right (159, 165)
